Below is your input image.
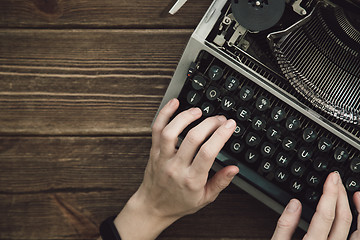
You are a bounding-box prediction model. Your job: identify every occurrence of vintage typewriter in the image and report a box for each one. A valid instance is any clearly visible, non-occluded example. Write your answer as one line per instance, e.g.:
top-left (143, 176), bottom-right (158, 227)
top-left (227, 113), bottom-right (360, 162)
top-left (157, 0), bottom-right (360, 234)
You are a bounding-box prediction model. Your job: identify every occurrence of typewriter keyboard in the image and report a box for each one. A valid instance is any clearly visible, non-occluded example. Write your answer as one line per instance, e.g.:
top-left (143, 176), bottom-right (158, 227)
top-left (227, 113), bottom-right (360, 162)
top-left (174, 51), bottom-right (360, 225)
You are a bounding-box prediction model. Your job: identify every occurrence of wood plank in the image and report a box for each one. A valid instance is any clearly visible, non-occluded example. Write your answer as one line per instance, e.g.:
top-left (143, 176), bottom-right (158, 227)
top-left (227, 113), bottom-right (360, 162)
top-left (0, 136), bottom-right (149, 193)
top-left (0, 191), bottom-right (282, 240)
top-left (0, 29), bottom-right (192, 135)
top-left (0, 136), bottom-right (304, 239)
top-left (0, 0), bottom-right (212, 28)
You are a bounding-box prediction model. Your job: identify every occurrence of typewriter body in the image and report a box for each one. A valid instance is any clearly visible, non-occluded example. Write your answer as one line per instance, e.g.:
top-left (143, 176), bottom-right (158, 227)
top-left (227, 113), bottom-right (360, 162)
top-left (157, 0), bottom-right (360, 233)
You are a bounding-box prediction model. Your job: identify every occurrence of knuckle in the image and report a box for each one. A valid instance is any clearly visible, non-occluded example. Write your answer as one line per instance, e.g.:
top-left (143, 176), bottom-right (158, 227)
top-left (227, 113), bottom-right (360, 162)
top-left (276, 216), bottom-right (293, 230)
top-left (151, 122), bottom-right (162, 133)
top-left (198, 145), bottom-right (215, 160)
top-left (183, 176), bottom-right (201, 192)
top-left (160, 128), bottom-right (175, 142)
top-left (163, 164), bottom-right (179, 180)
top-left (213, 181), bottom-right (229, 195)
top-left (319, 210), bottom-right (335, 224)
top-left (341, 210), bottom-right (353, 225)
top-left (214, 127), bottom-right (229, 138)
top-left (185, 129), bottom-right (203, 146)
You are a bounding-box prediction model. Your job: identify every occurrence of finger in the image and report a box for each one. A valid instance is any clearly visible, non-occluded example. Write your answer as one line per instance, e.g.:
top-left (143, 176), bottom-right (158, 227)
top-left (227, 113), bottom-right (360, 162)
top-left (328, 179), bottom-right (352, 239)
top-left (353, 192), bottom-right (360, 229)
top-left (350, 231), bottom-right (360, 240)
top-left (349, 192), bottom-right (360, 240)
top-left (305, 172), bottom-right (340, 239)
top-left (190, 119), bottom-right (236, 176)
top-left (203, 165), bottom-right (239, 204)
top-left (271, 199), bottom-right (302, 240)
top-left (159, 107), bottom-right (202, 157)
top-left (176, 115), bottom-right (227, 166)
top-left (350, 191), bottom-right (360, 240)
top-left (151, 99), bottom-right (179, 151)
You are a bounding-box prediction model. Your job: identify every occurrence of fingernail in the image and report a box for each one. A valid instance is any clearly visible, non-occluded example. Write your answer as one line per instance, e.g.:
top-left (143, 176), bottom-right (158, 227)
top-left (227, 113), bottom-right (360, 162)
top-left (286, 199), bottom-right (300, 213)
top-left (191, 108), bottom-right (201, 115)
top-left (224, 119), bottom-right (236, 129)
top-left (169, 98), bottom-right (177, 107)
top-left (356, 192), bottom-right (360, 200)
top-left (227, 167), bottom-right (239, 178)
top-left (217, 115), bottom-right (226, 122)
top-left (332, 171), bottom-right (340, 185)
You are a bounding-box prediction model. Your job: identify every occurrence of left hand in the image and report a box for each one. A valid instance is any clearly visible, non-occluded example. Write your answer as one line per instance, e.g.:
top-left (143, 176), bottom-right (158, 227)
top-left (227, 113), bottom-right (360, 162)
top-left (114, 98), bottom-right (239, 240)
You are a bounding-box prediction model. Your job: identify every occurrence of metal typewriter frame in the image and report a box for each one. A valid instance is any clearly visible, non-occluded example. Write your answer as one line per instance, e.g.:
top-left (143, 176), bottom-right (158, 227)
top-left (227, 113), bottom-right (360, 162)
top-left (155, 0), bottom-right (360, 232)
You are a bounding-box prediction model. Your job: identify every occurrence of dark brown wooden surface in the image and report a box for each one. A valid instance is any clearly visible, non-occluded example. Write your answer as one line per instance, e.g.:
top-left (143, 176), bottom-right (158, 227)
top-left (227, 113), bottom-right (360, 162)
top-left (0, 1), bottom-right (304, 239)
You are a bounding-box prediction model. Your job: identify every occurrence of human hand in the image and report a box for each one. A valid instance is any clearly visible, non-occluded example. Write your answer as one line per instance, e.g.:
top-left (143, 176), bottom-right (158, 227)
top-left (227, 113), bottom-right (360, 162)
top-left (272, 172), bottom-right (360, 240)
top-left (114, 98), bottom-right (239, 240)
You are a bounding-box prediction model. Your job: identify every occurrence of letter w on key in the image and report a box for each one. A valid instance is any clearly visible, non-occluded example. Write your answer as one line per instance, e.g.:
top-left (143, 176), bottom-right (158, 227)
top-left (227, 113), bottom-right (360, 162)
top-left (221, 96), bottom-right (235, 111)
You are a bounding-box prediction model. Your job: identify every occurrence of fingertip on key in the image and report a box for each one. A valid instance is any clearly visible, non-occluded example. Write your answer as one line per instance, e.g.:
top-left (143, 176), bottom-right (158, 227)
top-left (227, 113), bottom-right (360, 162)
top-left (332, 171), bottom-right (340, 185)
top-left (225, 119), bottom-right (236, 129)
top-left (191, 107), bottom-right (202, 115)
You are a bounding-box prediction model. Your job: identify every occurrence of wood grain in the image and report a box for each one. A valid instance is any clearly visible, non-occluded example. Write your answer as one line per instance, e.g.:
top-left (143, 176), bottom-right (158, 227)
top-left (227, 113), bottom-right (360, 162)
top-left (0, 191), bottom-right (280, 240)
top-left (0, 0), bottom-right (212, 28)
top-left (0, 29), bottom-right (191, 135)
top-left (0, 136), bottom-right (288, 240)
top-left (0, 0), bottom-right (307, 239)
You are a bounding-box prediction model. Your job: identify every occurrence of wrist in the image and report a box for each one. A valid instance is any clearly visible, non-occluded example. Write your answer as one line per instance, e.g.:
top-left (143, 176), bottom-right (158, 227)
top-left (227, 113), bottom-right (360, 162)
top-left (114, 190), bottom-right (178, 240)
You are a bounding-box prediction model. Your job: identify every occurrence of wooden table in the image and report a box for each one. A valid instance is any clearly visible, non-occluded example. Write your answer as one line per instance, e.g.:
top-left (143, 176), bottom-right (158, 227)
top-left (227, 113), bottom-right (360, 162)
top-left (0, 1), bottom-right (304, 239)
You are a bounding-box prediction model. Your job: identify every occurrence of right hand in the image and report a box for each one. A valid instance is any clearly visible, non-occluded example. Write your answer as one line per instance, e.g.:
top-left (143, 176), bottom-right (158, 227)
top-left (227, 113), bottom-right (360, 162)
top-left (271, 172), bottom-right (360, 240)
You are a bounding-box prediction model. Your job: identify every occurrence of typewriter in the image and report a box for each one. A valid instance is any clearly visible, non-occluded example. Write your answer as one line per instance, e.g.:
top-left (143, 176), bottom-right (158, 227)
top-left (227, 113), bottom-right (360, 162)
top-left (157, 0), bottom-right (360, 234)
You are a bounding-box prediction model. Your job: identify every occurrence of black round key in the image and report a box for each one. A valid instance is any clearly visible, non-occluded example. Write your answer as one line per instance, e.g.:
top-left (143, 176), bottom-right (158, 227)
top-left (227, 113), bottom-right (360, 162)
top-left (297, 147), bottom-right (312, 161)
top-left (276, 152), bottom-right (290, 167)
top-left (221, 96), bottom-right (235, 111)
top-left (275, 168), bottom-right (289, 182)
top-left (291, 161), bottom-right (305, 177)
top-left (346, 177), bottom-right (360, 191)
top-left (290, 179), bottom-right (304, 193)
top-left (233, 123), bottom-right (245, 137)
top-left (206, 86), bottom-right (220, 101)
top-left (306, 172), bottom-right (320, 187)
top-left (305, 189), bottom-right (320, 203)
top-left (271, 106), bottom-right (286, 122)
top-left (201, 102), bottom-right (215, 117)
top-left (260, 159), bottom-right (274, 173)
top-left (266, 126), bottom-right (281, 142)
top-left (313, 157), bottom-right (329, 171)
top-left (245, 132), bottom-right (261, 147)
top-left (282, 137), bottom-right (296, 151)
top-left (208, 65), bottom-right (223, 81)
top-left (261, 142), bottom-right (276, 157)
top-left (191, 75), bottom-right (206, 90)
top-left (230, 140), bottom-right (244, 153)
top-left (239, 85), bottom-right (254, 101)
top-left (252, 116), bottom-right (266, 131)
top-left (224, 76), bottom-right (239, 91)
top-left (244, 149), bottom-right (259, 163)
top-left (285, 116), bottom-right (300, 131)
top-left (350, 158), bottom-right (360, 173)
top-left (187, 90), bottom-right (201, 105)
top-left (255, 96), bottom-right (270, 111)
top-left (318, 137), bottom-right (333, 153)
top-left (236, 107), bottom-right (251, 121)
top-left (302, 127), bottom-right (318, 143)
top-left (334, 147), bottom-right (349, 163)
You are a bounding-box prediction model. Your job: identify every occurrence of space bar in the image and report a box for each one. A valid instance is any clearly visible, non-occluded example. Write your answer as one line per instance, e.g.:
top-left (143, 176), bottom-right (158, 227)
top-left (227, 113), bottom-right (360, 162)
top-left (215, 150), bottom-right (314, 223)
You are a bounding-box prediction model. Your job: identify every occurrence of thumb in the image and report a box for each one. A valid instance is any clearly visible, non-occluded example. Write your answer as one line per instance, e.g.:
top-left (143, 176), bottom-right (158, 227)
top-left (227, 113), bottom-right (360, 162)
top-left (271, 199), bottom-right (302, 240)
top-left (204, 165), bottom-right (239, 203)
